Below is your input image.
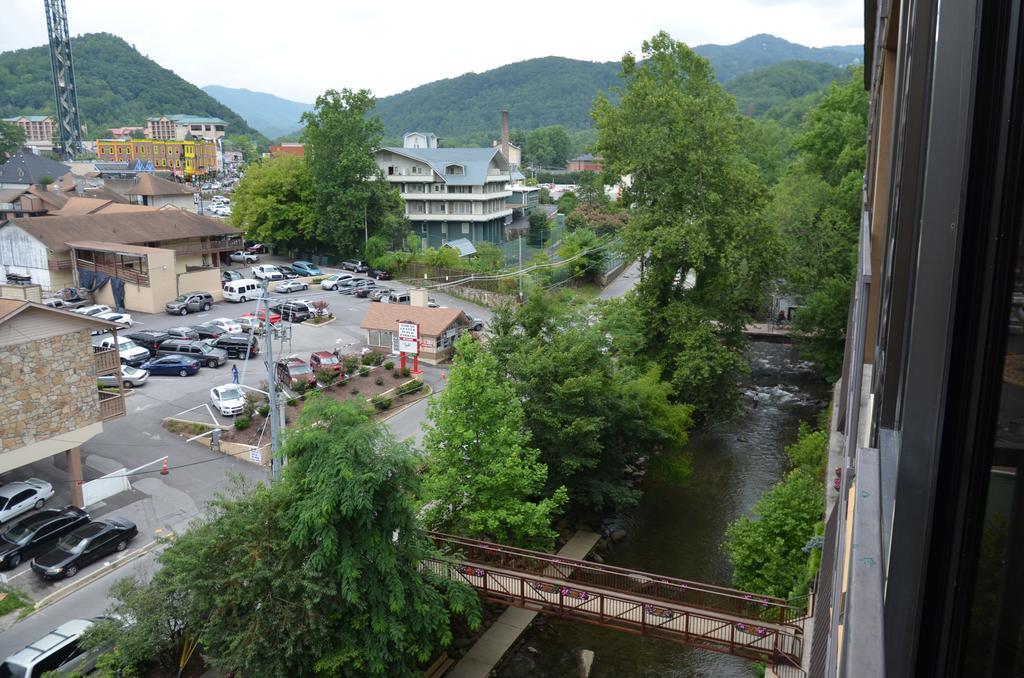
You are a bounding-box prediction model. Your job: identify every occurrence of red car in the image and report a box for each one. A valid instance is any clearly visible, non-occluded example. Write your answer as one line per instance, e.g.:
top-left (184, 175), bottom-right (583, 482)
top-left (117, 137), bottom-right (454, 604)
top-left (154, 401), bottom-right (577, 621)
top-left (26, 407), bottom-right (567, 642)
top-left (246, 243), bottom-right (268, 254)
top-left (310, 351), bottom-right (343, 374)
top-left (241, 309), bottom-right (282, 325)
top-left (276, 357), bottom-right (317, 388)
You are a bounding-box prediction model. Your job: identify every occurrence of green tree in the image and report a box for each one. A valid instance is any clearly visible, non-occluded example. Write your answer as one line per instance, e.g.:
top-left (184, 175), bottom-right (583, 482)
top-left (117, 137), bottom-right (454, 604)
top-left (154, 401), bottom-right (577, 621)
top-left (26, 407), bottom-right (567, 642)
top-left (302, 89), bottom-right (404, 256)
top-left (224, 133), bottom-right (259, 163)
top-left (364, 234), bottom-right (389, 267)
top-left (422, 336), bottom-right (566, 549)
top-left (0, 120), bottom-right (26, 158)
top-left (230, 155), bottom-right (317, 249)
top-left (527, 208), bottom-right (550, 247)
top-left (724, 469), bottom-right (823, 599)
top-left (593, 31), bottom-right (778, 417)
top-left (524, 125), bottom-right (572, 168)
top-left (769, 69), bottom-right (868, 379)
top-left (557, 227), bottom-right (606, 283)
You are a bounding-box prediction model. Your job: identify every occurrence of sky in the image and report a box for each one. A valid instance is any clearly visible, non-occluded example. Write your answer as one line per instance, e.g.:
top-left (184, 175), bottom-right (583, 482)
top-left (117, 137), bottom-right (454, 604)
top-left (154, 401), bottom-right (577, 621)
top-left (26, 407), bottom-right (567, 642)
top-left (0, 0), bottom-right (862, 103)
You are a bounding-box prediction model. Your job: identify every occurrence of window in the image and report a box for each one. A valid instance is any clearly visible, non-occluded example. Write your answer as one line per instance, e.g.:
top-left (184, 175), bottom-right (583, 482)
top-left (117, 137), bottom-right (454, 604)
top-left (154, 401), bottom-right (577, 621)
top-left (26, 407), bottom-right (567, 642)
top-left (411, 165), bottom-right (423, 174)
top-left (445, 164), bottom-right (464, 176)
top-left (462, 223), bottom-right (470, 234)
top-left (433, 184), bottom-right (443, 192)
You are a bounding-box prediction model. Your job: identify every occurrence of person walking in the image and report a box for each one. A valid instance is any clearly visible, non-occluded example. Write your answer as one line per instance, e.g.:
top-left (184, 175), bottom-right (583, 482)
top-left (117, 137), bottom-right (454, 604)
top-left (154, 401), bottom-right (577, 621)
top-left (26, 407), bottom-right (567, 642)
top-left (232, 364), bottom-right (239, 384)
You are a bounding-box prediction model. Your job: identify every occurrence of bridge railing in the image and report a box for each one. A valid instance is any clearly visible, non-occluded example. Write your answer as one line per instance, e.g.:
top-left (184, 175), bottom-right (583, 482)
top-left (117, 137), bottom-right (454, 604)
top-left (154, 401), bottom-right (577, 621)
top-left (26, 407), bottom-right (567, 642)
top-left (428, 532), bottom-right (807, 626)
top-left (422, 557), bottom-right (803, 665)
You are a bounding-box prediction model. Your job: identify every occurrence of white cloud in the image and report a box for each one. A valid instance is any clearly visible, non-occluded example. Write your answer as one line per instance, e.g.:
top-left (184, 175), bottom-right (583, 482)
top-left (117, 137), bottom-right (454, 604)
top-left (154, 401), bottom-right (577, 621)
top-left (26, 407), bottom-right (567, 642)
top-left (0, 0), bottom-right (862, 103)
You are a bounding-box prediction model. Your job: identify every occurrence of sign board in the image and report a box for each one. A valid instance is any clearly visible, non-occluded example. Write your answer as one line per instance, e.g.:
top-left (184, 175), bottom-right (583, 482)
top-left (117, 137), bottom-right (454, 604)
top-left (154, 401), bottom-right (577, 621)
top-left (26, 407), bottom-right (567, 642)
top-left (398, 322), bottom-right (419, 341)
top-left (399, 338), bottom-right (418, 354)
top-left (420, 337), bottom-right (435, 349)
top-left (249, 448), bottom-right (262, 464)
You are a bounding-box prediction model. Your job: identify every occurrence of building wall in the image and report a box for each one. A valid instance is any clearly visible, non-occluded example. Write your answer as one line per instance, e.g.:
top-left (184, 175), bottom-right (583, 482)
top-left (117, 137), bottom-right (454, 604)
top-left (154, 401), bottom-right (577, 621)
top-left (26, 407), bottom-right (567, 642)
top-left (149, 194), bottom-right (196, 212)
top-left (0, 225), bottom-right (53, 289)
top-left (90, 248), bottom-right (177, 314)
top-left (0, 329), bottom-right (100, 454)
top-left (6, 117), bottom-right (55, 144)
top-left (177, 268), bottom-right (223, 301)
top-left (412, 218), bottom-right (505, 247)
top-left (96, 139), bottom-right (218, 175)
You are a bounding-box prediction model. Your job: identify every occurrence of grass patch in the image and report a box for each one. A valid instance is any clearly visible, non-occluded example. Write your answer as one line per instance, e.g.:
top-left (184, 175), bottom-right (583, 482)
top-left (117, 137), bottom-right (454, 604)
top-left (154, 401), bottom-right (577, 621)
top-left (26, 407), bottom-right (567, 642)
top-left (0, 586), bottom-right (30, 617)
top-left (163, 419), bottom-right (215, 436)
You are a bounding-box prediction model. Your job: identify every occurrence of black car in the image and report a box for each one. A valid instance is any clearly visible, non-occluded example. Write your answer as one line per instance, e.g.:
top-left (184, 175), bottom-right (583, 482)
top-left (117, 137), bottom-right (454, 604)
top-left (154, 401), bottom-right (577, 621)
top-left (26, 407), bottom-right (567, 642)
top-left (191, 323), bottom-right (226, 340)
top-left (368, 268), bottom-right (392, 280)
top-left (268, 301), bottom-right (312, 323)
top-left (278, 266), bottom-right (300, 279)
top-left (0, 506), bottom-right (90, 570)
top-left (212, 333), bottom-right (260, 359)
top-left (165, 326), bottom-right (200, 341)
top-left (157, 339), bottom-right (229, 368)
top-left (124, 330), bottom-right (171, 357)
top-left (31, 518), bottom-right (138, 579)
top-left (341, 259), bottom-right (370, 273)
top-left (222, 269), bottom-right (243, 284)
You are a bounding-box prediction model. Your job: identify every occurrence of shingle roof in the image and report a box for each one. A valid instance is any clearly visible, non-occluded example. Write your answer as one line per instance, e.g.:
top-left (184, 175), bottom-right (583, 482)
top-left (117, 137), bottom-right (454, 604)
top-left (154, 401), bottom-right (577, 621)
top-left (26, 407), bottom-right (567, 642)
top-left (0, 153), bottom-right (70, 186)
top-left (360, 304), bottom-right (467, 337)
top-left (443, 238), bottom-right (477, 257)
top-left (3, 115), bottom-right (50, 123)
top-left (379, 147), bottom-right (509, 186)
top-left (0, 299), bottom-right (119, 331)
top-left (150, 115), bottom-right (226, 125)
top-left (124, 174), bottom-right (195, 197)
top-left (4, 211), bottom-right (240, 253)
top-left (52, 197), bottom-right (156, 217)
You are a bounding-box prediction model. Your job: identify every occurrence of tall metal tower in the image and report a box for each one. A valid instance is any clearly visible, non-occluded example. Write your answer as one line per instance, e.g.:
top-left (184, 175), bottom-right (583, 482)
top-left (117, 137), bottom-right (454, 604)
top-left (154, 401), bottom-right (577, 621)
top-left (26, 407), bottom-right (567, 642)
top-left (44, 0), bottom-right (83, 158)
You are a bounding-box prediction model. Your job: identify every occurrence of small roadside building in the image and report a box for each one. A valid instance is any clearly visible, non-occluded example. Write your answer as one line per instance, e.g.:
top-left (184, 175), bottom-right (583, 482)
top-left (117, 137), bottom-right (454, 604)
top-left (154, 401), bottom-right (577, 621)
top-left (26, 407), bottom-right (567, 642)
top-left (360, 304), bottom-right (470, 364)
top-left (124, 173), bottom-right (198, 212)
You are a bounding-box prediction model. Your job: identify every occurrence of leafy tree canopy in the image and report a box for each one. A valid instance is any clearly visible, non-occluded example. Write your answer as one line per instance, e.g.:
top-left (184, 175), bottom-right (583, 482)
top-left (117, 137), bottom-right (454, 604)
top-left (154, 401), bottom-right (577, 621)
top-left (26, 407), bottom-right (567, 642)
top-left (0, 120), bottom-right (26, 158)
top-left (230, 154), bottom-right (317, 249)
top-left (524, 124), bottom-right (572, 168)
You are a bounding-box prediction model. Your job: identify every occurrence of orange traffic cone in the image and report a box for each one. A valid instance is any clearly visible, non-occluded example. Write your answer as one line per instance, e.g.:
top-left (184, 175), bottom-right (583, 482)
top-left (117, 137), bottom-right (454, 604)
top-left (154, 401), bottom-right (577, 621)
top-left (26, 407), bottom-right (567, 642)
top-left (160, 457), bottom-right (169, 476)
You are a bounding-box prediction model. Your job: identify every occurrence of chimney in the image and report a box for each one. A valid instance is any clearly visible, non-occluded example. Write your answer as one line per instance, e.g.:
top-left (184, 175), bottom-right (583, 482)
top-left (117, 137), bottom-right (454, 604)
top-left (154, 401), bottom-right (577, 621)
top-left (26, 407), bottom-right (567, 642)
top-left (501, 110), bottom-right (510, 161)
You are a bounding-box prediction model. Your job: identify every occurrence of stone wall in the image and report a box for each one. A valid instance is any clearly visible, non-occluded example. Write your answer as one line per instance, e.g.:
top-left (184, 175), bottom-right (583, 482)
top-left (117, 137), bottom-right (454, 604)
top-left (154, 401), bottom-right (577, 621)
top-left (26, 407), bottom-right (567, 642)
top-left (0, 329), bottom-right (99, 451)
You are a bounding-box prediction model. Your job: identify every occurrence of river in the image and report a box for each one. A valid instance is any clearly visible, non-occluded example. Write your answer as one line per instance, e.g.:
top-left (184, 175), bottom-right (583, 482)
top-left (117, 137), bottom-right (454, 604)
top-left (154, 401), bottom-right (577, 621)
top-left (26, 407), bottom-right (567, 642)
top-left (496, 341), bottom-right (829, 677)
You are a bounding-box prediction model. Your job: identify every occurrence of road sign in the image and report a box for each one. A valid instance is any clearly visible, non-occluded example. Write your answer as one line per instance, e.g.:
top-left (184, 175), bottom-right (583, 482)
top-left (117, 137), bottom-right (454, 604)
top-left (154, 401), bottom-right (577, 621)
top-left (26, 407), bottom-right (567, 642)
top-left (398, 321), bottom-right (419, 354)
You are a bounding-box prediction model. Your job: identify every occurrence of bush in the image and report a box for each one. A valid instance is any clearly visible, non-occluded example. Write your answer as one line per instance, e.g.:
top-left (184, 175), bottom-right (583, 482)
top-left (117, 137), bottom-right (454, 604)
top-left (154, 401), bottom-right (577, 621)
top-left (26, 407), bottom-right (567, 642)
top-left (398, 380), bottom-right (424, 396)
top-left (786, 424), bottom-right (829, 478)
top-left (316, 368), bottom-right (337, 386)
top-left (310, 276), bottom-right (325, 284)
top-left (371, 395), bottom-right (393, 411)
top-left (242, 392), bottom-right (260, 418)
top-left (350, 388), bottom-right (359, 395)
top-left (257, 405), bottom-right (270, 418)
top-left (384, 361), bottom-right (394, 371)
top-left (359, 366), bottom-right (370, 377)
top-left (287, 398), bottom-right (298, 407)
top-left (342, 355), bottom-right (360, 375)
top-left (293, 381), bottom-right (309, 395)
top-left (360, 353), bottom-right (376, 365)
top-left (369, 353), bottom-right (384, 366)
top-left (375, 376), bottom-right (384, 386)
top-left (234, 415), bottom-right (252, 431)
top-left (401, 367), bottom-right (411, 377)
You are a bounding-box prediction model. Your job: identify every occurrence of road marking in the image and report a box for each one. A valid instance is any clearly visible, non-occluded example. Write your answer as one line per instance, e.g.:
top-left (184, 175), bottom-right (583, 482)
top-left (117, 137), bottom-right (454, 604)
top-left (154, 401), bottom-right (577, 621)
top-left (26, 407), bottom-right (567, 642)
top-left (133, 403), bottom-right (157, 413)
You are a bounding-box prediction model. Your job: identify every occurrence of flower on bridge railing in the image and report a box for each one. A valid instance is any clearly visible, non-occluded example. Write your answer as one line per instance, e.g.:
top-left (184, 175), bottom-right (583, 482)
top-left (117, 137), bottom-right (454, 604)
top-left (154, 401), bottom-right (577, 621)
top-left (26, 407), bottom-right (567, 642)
top-left (643, 604), bottom-right (677, 620)
top-left (529, 582), bottom-right (590, 601)
top-left (456, 565), bottom-right (486, 578)
top-left (735, 622), bottom-right (769, 637)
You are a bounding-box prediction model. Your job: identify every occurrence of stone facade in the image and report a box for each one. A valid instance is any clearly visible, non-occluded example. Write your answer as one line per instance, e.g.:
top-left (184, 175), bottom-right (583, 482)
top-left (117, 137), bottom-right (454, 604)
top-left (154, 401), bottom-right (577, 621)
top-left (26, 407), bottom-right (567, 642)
top-left (0, 329), bottom-right (99, 451)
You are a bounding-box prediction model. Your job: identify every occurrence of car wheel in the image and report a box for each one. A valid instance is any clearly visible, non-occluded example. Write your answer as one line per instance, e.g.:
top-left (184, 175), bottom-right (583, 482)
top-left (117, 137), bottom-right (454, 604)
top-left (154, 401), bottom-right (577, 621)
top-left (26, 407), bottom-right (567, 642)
top-left (179, 369), bottom-right (188, 377)
top-left (303, 284), bottom-right (308, 290)
top-left (33, 499), bottom-right (44, 509)
top-left (239, 296), bottom-right (247, 303)
top-left (124, 380), bottom-right (134, 388)
top-left (179, 308), bottom-right (188, 316)
top-left (7, 554), bottom-right (20, 568)
top-left (203, 303), bottom-right (211, 311)
top-left (65, 564), bottom-right (78, 577)
top-left (116, 540), bottom-right (127, 552)
top-left (207, 359), bottom-right (218, 368)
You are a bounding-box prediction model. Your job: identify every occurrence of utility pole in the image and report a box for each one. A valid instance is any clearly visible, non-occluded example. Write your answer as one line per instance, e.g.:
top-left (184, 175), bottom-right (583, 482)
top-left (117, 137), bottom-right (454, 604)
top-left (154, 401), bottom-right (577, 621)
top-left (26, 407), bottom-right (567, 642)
top-left (364, 202), bottom-right (369, 247)
top-left (263, 281), bottom-right (281, 482)
top-left (518, 235), bottom-right (524, 302)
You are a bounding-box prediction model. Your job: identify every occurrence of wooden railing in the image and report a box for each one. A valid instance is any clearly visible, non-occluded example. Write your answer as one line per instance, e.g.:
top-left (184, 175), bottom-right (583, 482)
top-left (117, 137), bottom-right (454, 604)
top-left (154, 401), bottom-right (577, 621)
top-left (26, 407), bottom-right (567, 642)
top-left (171, 237), bottom-right (244, 256)
top-left (75, 257), bottom-right (150, 286)
top-left (93, 346), bottom-right (120, 375)
top-left (48, 259), bottom-right (73, 271)
top-left (97, 390), bottom-right (125, 421)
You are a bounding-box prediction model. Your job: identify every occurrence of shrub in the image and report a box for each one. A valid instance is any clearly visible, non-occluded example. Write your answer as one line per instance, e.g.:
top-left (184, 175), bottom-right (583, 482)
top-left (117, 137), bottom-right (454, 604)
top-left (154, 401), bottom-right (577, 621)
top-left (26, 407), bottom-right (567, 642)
top-left (293, 381), bottom-right (309, 395)
top-left (398, 380), bottom-right (424, 396)
top-left (350, 388), bottom-right (359, 395)
top-left (384, 361), bottom-right (394, 371)
top-left (342, 355), bottom-right (360, 375)
top-left (316, 368), bottom-right (337, 386)
top-left (375, 376), bottom-right (384, 386)
top-left (287, 398), bottom-right (298, 407)
top-left (360, 353), bottom-right (374, 365)
top-left (359, 366), bottom-right (370, 377)
top-left (257, 405), bottom-right (270, 418)
top-left (401, 367), bottom-right (411, 377)
top-left (310, 276), bottom-right (325, 284)
top-left (242, 392), bottom-right (260, 417)
top-left (233, 415), bottom-right (252, 431)
top-left (369, 353), bottom-right (384, 366)
top-left (371, 395), bottom-right (393, 411)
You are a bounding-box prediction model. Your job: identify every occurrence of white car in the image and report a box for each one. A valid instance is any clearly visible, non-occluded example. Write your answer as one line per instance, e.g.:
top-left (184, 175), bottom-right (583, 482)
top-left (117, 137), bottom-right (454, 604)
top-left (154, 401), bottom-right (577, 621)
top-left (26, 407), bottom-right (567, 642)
top-left (210, 384), bottom-right (246, 416)
top-left (319, 273), bottom-right (353, 290)
top-left (97, 364), bottom-right (149, 388)
top-left (276, 280), bottom-right (309, 294)
top-left (209, 317), bottom-right (243, 334)
top-left (75, 304), bottom-right (112, 317)
top-left (97, 336), bottom-right (150, 366)
top-left (252, 264), bottom-right (284, 281)
top-left (230, 251), bottom-right (258, 264)
top-left (94, 311), bottom-right (133, 327)
top-left (0, 479), bottom-right (54, 524)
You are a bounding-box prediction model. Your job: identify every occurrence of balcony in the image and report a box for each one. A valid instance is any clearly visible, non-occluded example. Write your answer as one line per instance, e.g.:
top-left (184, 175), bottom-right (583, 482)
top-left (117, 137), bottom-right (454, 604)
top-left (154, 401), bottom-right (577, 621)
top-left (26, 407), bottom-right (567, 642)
top-left (171, 237), bottom-right (244, 256)
top-left (48, 259), bottom-right (73, 271)
top-left (93, 346), bottom-right (120, 375)
top-left (98, 389), bottom-right (125, 421)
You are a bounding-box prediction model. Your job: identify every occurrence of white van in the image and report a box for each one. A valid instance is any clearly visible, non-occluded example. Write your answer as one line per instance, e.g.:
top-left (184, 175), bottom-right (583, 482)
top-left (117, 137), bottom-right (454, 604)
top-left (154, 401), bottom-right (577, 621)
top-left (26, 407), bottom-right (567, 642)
top-left (223, 278), bottom-right (268, 303)
top-left (98, 336), bottom-right (150, 366)
top-left (1, 618), bottom-right (103, 677)
top-left (380, 292), bottom-right (411, 305)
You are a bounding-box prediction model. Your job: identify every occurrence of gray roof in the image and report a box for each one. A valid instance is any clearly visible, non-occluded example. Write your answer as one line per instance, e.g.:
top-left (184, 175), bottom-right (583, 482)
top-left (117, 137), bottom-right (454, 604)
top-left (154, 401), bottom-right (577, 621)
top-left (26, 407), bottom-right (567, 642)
top-left (380, 146), bottom-right (508, 186)
top-left (0, 153), bottom-right (70, 186)
top-left (443, 238), bottom-right (477, 257)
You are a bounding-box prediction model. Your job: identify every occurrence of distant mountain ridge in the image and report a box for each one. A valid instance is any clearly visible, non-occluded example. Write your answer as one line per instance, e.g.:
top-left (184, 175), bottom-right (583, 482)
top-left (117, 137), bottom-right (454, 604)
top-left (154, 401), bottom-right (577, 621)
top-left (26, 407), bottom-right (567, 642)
top-left (201, 85), bottom-right (312, 139)
top-left (0, 33), bottom-right (267, 143)
top-left (694, 33), bottom-right (862, 82)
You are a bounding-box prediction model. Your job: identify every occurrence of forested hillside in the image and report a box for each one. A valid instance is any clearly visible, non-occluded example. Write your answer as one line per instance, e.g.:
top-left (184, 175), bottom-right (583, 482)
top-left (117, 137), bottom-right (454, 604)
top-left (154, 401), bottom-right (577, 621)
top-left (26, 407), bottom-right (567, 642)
top-left (726, 60), bottom-right (846, 118)
top-left (694, 34), bottom-right (861, 82)
top-left (0, 33), bottom-right (266, 143)
top-left (201, 86), bottom-right (311, 139)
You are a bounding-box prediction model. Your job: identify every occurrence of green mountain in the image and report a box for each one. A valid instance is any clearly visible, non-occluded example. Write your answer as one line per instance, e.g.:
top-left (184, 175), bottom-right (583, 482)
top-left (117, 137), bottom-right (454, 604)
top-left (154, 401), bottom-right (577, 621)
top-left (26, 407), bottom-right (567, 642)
top-left (694, 34), bottom-right (862, 83)
top-left (725, 60), bottom-right (846, 117)
top-left (0, 33), bottom-right (267, 144)
top-left (201, 85), bottom-right (311, 139)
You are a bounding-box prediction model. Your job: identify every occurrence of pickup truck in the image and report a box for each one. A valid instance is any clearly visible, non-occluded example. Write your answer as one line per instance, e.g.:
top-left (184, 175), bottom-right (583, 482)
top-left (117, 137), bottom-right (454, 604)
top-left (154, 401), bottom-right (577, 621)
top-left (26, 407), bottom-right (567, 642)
top-left (43, 295), bottom-right (91, 311)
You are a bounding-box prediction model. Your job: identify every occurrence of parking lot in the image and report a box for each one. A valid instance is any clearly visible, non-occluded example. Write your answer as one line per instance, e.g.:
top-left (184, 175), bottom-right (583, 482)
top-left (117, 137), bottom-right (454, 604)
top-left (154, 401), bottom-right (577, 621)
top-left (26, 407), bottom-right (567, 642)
top-left (0, 260), bottom-right (489, 605)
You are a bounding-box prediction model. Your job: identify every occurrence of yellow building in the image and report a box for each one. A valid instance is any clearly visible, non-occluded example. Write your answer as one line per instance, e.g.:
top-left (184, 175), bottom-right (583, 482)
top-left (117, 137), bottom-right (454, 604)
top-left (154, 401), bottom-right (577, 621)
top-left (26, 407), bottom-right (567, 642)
top-left (95, 138), bottom-right (218, 177)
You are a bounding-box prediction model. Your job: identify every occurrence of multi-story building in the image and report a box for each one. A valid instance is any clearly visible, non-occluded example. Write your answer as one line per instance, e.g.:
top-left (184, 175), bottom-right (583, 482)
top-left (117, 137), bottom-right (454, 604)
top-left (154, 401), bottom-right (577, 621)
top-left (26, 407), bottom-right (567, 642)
top-left (269, 143), bottom-right (305, 158)
top-left (107, 126), bottom-right (145, 138)
top-left (3, 115), bottom-right (56, 151)
top-left (0, 298), bottom-right (125, 506)
top-left (566, 153), bottom-right (603, 172)
top-left (806, 0), bottom-right (1024, 676)
top-left (376, 139), bottom-right (513, 248)
top-left (95, 138), bottom-right (218, 177)
top-left (146, 115), bottom-right (226, 142)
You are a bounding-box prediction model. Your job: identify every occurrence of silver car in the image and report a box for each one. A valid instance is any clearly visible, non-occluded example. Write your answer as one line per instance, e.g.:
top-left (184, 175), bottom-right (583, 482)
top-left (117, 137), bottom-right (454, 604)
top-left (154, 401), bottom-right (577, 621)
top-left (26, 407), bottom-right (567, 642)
top-left (98, 364), bottom-right (150, 388)
top-left (0, 479), bottom-right (54, 524)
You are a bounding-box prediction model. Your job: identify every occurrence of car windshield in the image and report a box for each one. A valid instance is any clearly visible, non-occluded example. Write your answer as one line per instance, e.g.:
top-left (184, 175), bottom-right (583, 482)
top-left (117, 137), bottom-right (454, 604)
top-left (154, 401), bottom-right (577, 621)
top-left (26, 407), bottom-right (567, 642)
top-left (0, 660), bottom-right (28, 678)
top-left (197, 342), bottom-right (216, 354)
top-left (173, 295), bottom-right (188, 303)
top-left (119, 340), bottom-right (141, 350)
top-left (123, 366), bottom-right (142, 376)
top-left (289, 364), bottom-right (312, 375)
top-left (218, 387), bottom-right (244, 401)
top-left (0, 522), bottom-right (33, 546)
top-left (56, 532), bottom-right (88, 554)
top-left (317, 355), bottom-right (338, 365)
